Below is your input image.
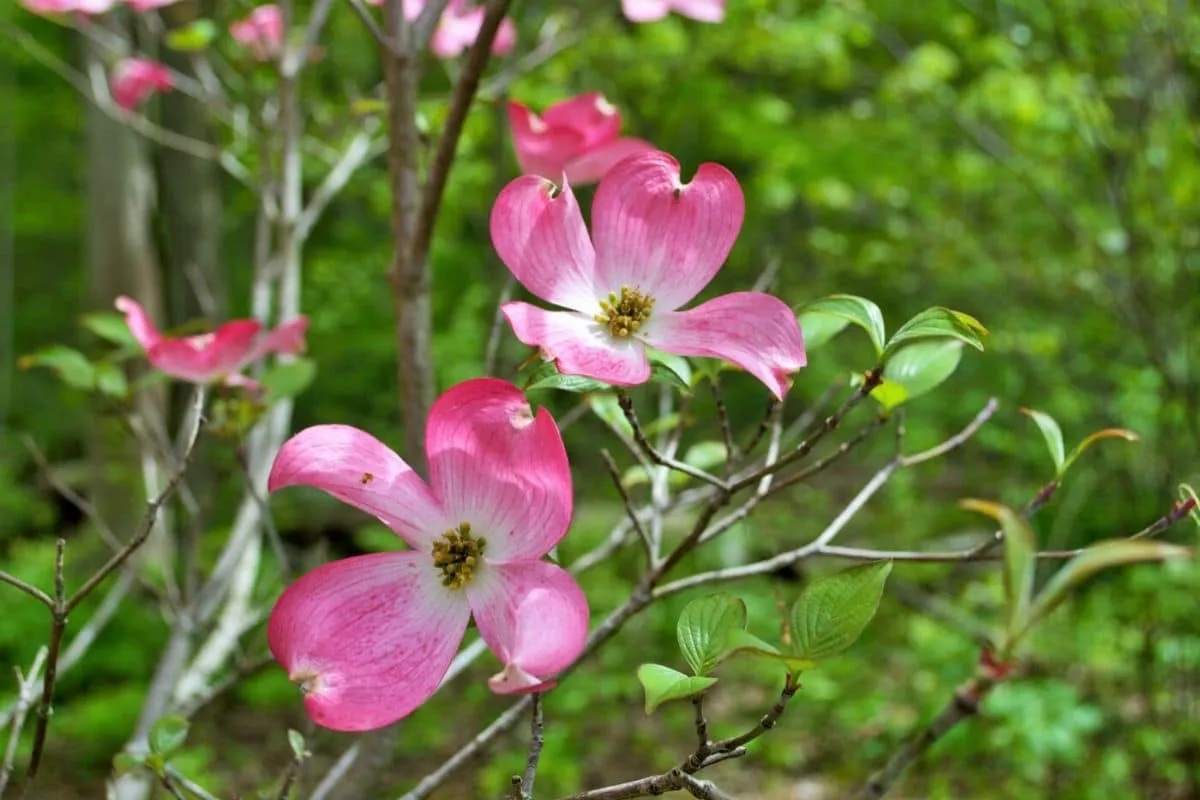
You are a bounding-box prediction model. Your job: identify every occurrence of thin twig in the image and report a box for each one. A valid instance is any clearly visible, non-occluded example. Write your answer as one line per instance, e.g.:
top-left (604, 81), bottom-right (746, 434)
top-left (600, 450), bottom-right (654, 564)
top-left (66, 386), bottom-right (206, 615)
top-left (345, 0), bottom-right (388, 47)
top-left (520, 693), bottom-right (544, 800)
top-left (25, 540), bottom-right (66, 780)
top-left (484, 275), bottom-right (517, 376)
top-left (618, 392), bottom-right (727, 490)
top-left (0, 649), bottom-right (47, 797)
top-left (711, 382), bottom-right (735, 478)
top-left (0, 572), bottom-right (51, 608)
top-left (769, 413), bottom-right (890, 494)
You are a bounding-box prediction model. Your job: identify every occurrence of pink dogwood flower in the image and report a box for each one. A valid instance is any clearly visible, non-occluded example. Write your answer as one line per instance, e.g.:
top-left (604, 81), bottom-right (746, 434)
top-left (115, 296), bottom-right (308, 386)
top-left (266, 378), bottom-right (589, 731)
top-left (492, 151), bottom-right (807, 399)
top-left (110, 58), bottom-right (174, 111)
top-left (508, 93), bottom-right (654, 187)
top-left (126, 0), bottom-right (181, 9)
top-left (21, 0), bottom-right (115, 15)
top-left (622, 0), bottom-right (724, 23)
top-left (229, 4), bottom-right (284, 61)
top-left (364, 0), bottom-right (516, 59)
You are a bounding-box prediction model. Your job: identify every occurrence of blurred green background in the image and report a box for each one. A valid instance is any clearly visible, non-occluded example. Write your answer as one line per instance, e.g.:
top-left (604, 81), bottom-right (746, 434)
top-left (2, 0), bottom-right (1199, 797)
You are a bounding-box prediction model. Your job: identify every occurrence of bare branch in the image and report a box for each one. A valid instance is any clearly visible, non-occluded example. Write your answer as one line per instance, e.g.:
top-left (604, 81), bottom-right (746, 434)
top-left (0, 572), bottom-right (51, 608)
top-left (618, 392), bottom-right (727, 490)
top-left (601, 449), bottom-right (655, 564)
top-left (0, 648), bottom-right (47, 796)
top-left (520, 693), bottom-right (544, 800)
top-left (346, 0), bottom-right (389, 47)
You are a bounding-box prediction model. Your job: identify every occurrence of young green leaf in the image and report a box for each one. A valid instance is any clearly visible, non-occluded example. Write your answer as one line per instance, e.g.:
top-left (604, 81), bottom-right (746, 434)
top-left (1023, 539), bottom-right (1192, 639)
top-left (287, 729), bottom-right (309, 760)
top-left (165, 19), bottom-right (218, 52)
top-left (19, 345), bottom-right (97, 391)
top-left (647, 350), bottom-right (693, 389)
top-left (959, 499), bottom-right (1036, 638)
top-left (1019, 408), bottom-right (1066, 474)
top-left (873, 339), bottom-right (964, 409)
top-left (676, 593), bottom-right (747, 675)
top-left (1060, 428), bottom-right (1139, 475)
top-left (80, 311), bottom-right (139, 348)
top-left (260, 358), bottom-right (317, 404)
top-left (94, 362), bottom-right (130, 399)
top-left (794, 295), bottom-right (886, 355)
top-left (790, 561), bottom-right (892, 661)
top-left (636, 664), bottom-right (718, 714)
top-left (524, 370), bottom-right (609, 394)
top-left (148, 715), bottom-right (189, 757)
top-left (682, 442), bottom-right (728, 474)
top-left (881, 307), bottom-right (987, 361)
top-left (719, 629), bottom-right (816, 673)
top-left (589, 393), bottom-right (634, 439)
top-left (797, 311), bottom-right (851, 351)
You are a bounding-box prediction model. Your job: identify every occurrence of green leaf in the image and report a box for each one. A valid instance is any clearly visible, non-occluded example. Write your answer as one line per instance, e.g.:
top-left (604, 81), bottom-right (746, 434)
top-left (19, 345), bottom-right (96, 391)
top-left (797, 311), bottom-right (851, 351)
top-left (881, 307), bottom-right (987, 361)
top-left (874, 339), bottom-right (964, 409)
top-left (676, 593), bottom-right (747, 675)
top-left (526, 371), bottom-right (610, 394)
top-left (148, 715), bottom-right (189, 757)
top-left (1020, 408), bottom-right (1066, 474)
top-left (636, 664), bottom-right (718, 713)
top-left (794, 295), bottom-right (886, 354)
top-left (589, 394), bottom-right (634, 439)
top-left (93, 362), bottom-right (129, 399)
top-left (1024, 540), bottom-right (1192, 638)
top-left (647, 349), bottom-right (692, 390)
top-left (165, 19), bottom-right (218, 52)
top-left (719, 629), bottom-right (816, 672)
top-left (112, 752), bottom-right (144, 777)
top-left (1060, 428), bottom-right (1139, 475)
top-left (81, 312), bottom-right (138, 348)
top-left (259, 358), bottom-right (317, 403)
top-left (960, 499), bottom-right (1036, 638)
top-left (790, 561), bottom-right (892, 661)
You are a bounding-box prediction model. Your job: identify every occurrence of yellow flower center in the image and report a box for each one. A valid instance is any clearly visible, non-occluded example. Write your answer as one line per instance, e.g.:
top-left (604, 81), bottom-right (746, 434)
top-left (431, 522), bottom-right (487, 590)
top-left (594, 285), bottom-right (655, 338)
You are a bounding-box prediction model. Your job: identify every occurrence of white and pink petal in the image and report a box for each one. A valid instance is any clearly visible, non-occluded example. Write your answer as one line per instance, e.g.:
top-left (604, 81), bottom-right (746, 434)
top-left (267, 551), bottom-right (471, 731)
top-left (268, 424), bottom-right (447, 549)
top-left (502, 303), bottom-right (651, 389)
top-left (644, 292), bottom-right (806, 400)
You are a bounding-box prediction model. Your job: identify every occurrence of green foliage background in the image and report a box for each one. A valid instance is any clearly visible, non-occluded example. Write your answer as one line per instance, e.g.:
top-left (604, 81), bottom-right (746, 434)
top-left (2, 0), bottom-right (1198, 797)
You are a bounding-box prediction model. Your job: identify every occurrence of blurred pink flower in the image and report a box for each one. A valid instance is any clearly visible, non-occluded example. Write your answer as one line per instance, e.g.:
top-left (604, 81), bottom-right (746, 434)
top-left (622, 0), bottom-right (724, 23)
top-left (126, 0), bottom-right (182, 9)
top-left (115, 296), bottom-right (308, 386)
top-left (266, 378), bottom-right (588, 731)
top-left (109, 58), bottom-right (174, 111)
top-left (229, 4), bottom-right (284, 61)
top-left (364, 0), bottom-right (516, 59)
top-left (492, 151), bottom-right (807, 398)
top-left (21, 0), bottom-right (116, 14)
top-left (507, 92), bottom-right (654, 187)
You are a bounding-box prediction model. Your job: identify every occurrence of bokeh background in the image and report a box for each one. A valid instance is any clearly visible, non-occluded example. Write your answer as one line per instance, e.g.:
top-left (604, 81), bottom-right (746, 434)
top-left (3, 0), bottom-right (1199, 797)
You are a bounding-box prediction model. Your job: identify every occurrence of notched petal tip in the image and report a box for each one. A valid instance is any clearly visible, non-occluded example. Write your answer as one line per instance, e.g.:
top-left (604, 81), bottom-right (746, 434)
top-left (487, 662), bottom-right (557, 695)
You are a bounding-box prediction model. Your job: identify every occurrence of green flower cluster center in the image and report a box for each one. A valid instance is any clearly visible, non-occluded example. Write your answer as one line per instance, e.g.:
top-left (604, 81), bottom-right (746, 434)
top-left (594, 285), bottom-right (655, 338)
top-left (431, 522), bottom-right (487, 590)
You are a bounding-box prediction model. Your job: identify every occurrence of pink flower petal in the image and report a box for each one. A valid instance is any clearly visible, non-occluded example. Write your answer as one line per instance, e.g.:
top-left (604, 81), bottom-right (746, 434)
top-left (246, 316), bottom-right (309, 363)
top-left (621, 0), bottom-right (670, 22)
top-left (110, 58), bottom-right (173, 111)
top-left (487, 663), bottom-right (556, 695)
top-left (673, 0), bottom-right (725, 22)
top-left (541, 92), bottom-right (621, 150)
top-left (564, 137), bottom-right (656, 187)
top-left (114, 296), bottom-right (162, 351)
top-left (230, 4), bottom-right (284, 61)
top-left (501, 302), bottom-right (651, 387)
top-left (268, 551), bottom-right (471, 731)
top-left (644, 292), bottom-right (807, 399)
top-left (144, 320), bottom-right (260, 383)
top-left (468, 560), bottom-right (589, 691)
top-left (490, 175), bottom-right (597, 311)
top-left (425, 378), bottom-right (572, 561)
top-left (269, 424), bottom-right (447, 549)
top-left (507, 102), bottom-right (587, 180)
top-left (591, 151), bottom-right (744, 311)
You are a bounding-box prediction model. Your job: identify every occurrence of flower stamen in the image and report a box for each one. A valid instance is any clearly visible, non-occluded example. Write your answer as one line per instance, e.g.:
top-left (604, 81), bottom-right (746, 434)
top-left (594, 285), bottom-right (655, 338)
top-left (431, 522), bottom-right (487, 590)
